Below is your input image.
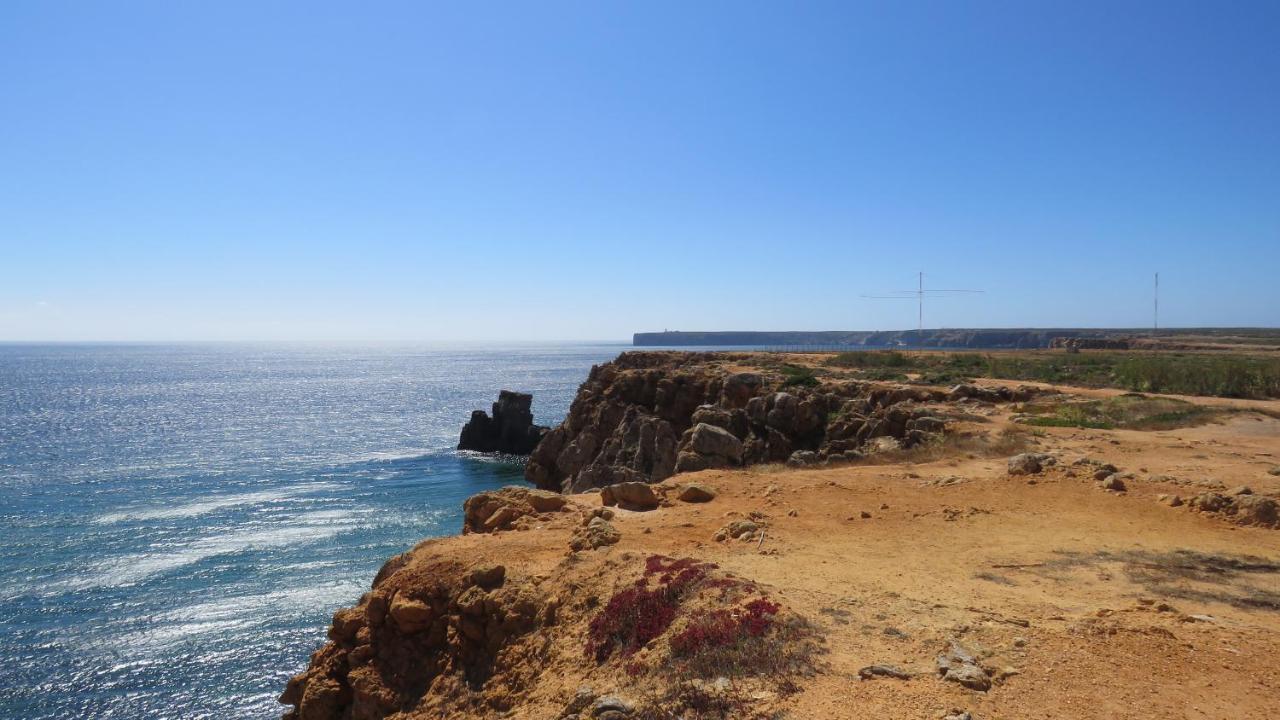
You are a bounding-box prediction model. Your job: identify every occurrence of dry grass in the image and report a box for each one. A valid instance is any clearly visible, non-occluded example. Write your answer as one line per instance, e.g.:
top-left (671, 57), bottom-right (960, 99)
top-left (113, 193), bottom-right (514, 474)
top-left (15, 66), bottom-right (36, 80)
top-left (852, 427), bottom-right (1034, 466)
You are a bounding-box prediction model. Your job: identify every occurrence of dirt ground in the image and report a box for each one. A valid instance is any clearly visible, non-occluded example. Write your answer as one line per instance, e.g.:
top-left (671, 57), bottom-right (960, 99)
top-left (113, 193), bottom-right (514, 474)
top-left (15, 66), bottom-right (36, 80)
top-left (293, 378), bottom-right (1280, 720)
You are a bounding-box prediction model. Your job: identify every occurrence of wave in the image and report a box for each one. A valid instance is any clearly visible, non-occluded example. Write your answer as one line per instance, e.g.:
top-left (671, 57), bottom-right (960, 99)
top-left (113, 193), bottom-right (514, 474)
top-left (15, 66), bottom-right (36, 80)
top-left (74, 510), bottom-right (366, 589)
top-left (115, 579), bottom-right (367, 650)
top-left (93, 482), bottom-right (343, 524)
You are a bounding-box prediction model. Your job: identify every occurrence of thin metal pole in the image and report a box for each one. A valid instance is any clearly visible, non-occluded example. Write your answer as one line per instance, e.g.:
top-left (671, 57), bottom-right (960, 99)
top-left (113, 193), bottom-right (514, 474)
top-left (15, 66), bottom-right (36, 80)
top-left (1154, 272), bottom-right (1159, 332)
top-left (918, 271), bottom-right (923, 333)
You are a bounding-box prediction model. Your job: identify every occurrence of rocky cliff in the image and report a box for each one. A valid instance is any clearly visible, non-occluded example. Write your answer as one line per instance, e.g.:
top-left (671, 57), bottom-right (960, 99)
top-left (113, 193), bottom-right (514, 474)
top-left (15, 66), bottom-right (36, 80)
top-left (525, 352), bottom-right (1038, 493)
top-left (281, 351), bottom-right (1280, 720)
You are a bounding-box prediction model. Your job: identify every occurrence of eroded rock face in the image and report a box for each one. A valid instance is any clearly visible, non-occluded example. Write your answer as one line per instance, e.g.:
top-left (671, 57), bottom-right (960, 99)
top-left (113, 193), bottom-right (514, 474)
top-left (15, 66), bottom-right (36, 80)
top-left (280, 559), bottom-right (555, 720)
top-left (459, 391), bottom-right (549, 454)
top-left (524, 352), bottom-right (1041, 494)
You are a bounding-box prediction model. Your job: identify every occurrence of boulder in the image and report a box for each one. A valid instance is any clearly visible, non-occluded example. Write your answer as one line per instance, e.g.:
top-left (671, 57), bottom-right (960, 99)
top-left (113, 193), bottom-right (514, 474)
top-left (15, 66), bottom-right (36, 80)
top-left (766, 392), bottom-right (799, 431)
top-left (591, 696), bottom-right (634, 718)
top-left (677, 483), bottom-right (717, 503)
top-left (674, 451), bottom-right (711, 474)
top-left (462, 487), bottom-right (568, 534)
top-left (787, 450), bottom-right (820, 467)
top-left (688, 422), bottom-right (743, 462)
top-left (1007, 453), bottom-right (1043, 476)
top-left (600, 481), bottom-right (660, 511)
top-left (470, 565), bottom-right (506, 589)
top-left (690, 404), bottom-right (747, 438)
top-left (458, 390), bottom-right (549, 454)
top-left (721, 372), bottom-right (763, 409)
top-left (936, 642), bottom-right (991, 691)
top-left (1098, 475), bottom-right (1126, 492)
top-left (1092, 464), bottom-right (1119, 481)
top-left (569, 517), bottom-right (622, 551)
top-left (907, 416), bottom-right (947, 434)
top-left (1234, 495), bottom-right (1278, 527)
top-left (388, 595), bottom-right (433, 633)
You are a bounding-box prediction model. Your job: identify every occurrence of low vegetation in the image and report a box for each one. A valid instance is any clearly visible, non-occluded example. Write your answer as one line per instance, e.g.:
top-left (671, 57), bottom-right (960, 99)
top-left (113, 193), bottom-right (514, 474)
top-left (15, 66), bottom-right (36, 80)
top-left (588, 555), bottom-right (820, 719)
top-left (778, 364), bottom-right (820, 388)
top-left (824, 350), bottom-right (1280, 399)
top-left (1016, 393), bottom-right (1216, 430)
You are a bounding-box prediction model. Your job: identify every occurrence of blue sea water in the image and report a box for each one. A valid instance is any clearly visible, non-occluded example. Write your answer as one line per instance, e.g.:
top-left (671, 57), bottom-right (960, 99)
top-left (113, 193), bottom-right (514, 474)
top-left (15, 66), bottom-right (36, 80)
top-left (0, 343), bottom-right (624, 719)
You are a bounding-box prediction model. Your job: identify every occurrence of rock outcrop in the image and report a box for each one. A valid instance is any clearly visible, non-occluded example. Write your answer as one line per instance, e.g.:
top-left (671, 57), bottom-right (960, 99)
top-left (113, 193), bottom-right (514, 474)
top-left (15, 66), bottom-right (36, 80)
top-left (458, 391), bottom-right (549, 454)
top-left (280, 558), bottom-right (556, 720)
top-left (462, 487), bottom-right (569, 534)
top-left (525, 352), bottom-right (1042, 494)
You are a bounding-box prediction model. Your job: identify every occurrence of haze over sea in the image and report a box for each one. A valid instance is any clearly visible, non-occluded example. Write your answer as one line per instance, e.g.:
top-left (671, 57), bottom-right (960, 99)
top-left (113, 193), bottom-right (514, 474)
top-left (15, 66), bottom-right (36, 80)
top-left (0, 343), bottom-right (624, 719)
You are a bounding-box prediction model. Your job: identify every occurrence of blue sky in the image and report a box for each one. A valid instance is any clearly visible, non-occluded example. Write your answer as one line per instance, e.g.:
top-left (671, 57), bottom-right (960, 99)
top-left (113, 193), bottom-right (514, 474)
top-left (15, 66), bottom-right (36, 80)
top-left (2, 1), bottom-right (1277, 341)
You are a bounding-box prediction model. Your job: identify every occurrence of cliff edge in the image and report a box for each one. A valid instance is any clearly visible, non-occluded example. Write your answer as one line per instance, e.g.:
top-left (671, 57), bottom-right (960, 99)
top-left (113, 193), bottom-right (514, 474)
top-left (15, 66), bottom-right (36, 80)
top-left (282, 352), bottom-right (1280, 720)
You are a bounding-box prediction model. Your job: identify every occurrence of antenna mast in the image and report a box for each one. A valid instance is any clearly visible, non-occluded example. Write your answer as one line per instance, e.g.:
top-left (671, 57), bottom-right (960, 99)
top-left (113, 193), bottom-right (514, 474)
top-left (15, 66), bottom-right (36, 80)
top-left (918, 271), bottom-right (924, 333)
top-left (862, 272), bottom-right (985, 340)
top-left (1153, 272), bottom-right (1159, 332)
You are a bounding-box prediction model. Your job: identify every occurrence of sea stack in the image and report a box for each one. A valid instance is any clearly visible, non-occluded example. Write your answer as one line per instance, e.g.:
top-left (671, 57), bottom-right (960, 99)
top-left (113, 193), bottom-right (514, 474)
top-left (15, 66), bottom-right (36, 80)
top-left (457, 390), bottom-right (548, 454)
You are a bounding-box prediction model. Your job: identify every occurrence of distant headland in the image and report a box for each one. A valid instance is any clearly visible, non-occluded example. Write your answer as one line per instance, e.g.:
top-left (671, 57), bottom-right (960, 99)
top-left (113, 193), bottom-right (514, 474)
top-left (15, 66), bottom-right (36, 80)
top-left (632, 327), bottom-right (1280, 350)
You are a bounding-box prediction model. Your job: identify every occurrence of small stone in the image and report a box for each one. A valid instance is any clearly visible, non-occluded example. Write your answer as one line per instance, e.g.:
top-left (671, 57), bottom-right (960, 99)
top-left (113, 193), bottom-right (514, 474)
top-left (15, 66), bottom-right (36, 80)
top-left (724, 519), bottom-right (759, 539)
top-left (1227, 486), bottom-right (1253, 496)
top-left (860, 511), bottom-right (872, 519)
top-left (858, 664), bottom-right (912, 680)
top-left (1098, 474), bottom-right (1126, 492)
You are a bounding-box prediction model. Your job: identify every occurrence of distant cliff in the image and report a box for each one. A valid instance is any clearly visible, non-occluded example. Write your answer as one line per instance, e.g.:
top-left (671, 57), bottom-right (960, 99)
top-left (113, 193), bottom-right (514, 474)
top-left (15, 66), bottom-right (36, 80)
top-left (633, 328), bottom-right (1144, 349)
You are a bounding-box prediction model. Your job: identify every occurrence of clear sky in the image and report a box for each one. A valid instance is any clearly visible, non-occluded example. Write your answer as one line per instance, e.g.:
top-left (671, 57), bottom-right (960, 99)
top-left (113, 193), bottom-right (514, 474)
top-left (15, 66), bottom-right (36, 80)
top-left (2, 1), bottom-right (1277, 341)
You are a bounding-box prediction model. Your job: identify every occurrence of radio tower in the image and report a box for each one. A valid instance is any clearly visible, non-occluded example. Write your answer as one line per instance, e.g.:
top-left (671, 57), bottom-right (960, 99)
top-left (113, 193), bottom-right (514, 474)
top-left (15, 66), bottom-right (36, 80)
top-left (863, 272), bottom-right (985, 338)
top-left (1153, 272), bottom-right (1159, 333)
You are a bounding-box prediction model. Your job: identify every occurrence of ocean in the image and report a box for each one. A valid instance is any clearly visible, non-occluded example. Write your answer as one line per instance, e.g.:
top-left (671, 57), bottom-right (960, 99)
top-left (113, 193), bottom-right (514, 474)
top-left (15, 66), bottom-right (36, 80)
top-left (0, 343), bottom-right (624, 719)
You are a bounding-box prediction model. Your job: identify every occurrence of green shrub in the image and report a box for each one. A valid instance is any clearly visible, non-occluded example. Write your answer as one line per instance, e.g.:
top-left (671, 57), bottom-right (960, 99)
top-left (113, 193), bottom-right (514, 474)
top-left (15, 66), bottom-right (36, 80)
top-left (780, 364), bottom-right (820, 387)
top-left (826, 350), bottom-right (909, 368)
